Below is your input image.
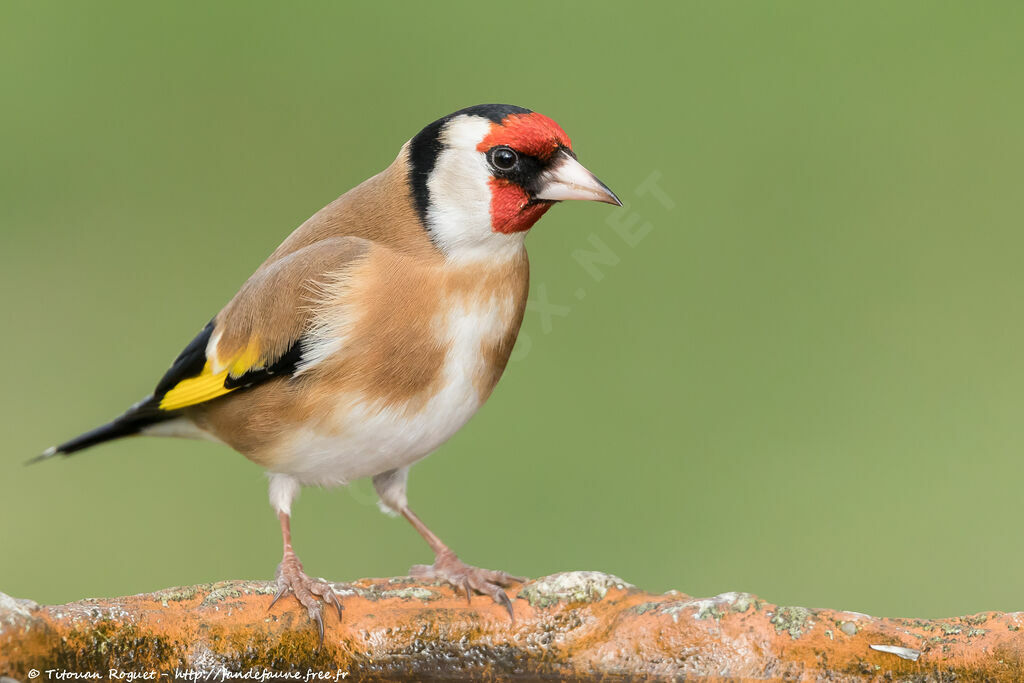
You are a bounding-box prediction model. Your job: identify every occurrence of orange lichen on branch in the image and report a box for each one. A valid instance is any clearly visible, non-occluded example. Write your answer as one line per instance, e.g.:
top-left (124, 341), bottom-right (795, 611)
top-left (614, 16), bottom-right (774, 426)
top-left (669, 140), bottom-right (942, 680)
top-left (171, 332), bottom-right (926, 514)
top-left (3, 572), bottom-right (1024, 680)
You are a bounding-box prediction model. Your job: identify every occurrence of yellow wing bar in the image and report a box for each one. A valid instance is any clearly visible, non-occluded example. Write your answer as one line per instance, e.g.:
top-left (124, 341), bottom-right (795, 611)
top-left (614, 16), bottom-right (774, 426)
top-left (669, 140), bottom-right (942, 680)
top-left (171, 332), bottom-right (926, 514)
top-left (159, 343), bottom-right (261, 411)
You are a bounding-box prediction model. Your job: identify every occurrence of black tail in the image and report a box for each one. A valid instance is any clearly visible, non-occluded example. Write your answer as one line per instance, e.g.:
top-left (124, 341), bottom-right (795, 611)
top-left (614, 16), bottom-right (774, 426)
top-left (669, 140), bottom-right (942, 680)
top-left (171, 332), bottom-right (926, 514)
top-left (30, 396), bottom-right (173, 464)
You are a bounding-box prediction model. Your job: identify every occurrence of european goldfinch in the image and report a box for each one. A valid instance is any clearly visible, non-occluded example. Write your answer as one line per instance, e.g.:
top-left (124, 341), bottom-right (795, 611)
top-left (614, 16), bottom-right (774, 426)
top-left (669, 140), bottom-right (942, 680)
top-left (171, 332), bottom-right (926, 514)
top-left (38, 104), bottom-right (620, 643)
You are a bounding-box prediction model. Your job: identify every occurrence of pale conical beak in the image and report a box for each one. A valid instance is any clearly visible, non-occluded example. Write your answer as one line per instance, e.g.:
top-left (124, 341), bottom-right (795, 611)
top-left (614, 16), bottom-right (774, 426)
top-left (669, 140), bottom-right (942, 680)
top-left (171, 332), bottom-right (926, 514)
top-left (535, 150), bottom-right (622, 206)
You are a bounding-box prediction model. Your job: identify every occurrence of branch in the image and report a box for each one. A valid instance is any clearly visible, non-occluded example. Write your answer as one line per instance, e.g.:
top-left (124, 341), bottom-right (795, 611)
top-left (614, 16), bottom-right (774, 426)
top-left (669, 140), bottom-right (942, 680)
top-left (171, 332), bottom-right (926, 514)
top-left (3, 572), bottom-right (1023, 680)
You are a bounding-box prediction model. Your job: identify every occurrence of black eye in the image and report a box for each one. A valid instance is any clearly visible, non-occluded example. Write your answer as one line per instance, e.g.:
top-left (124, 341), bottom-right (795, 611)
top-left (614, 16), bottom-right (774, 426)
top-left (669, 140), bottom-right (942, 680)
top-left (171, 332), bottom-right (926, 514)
top-left (488, 146), bottom-right (519, 172)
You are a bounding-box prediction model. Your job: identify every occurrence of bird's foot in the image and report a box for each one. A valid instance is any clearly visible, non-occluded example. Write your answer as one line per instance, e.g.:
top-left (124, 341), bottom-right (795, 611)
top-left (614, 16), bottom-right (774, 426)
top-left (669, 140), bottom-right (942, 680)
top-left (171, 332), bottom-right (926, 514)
top-left (268, 551), bottom-right (343, 647)
top-left (409, 549), bottom-right (524, 620)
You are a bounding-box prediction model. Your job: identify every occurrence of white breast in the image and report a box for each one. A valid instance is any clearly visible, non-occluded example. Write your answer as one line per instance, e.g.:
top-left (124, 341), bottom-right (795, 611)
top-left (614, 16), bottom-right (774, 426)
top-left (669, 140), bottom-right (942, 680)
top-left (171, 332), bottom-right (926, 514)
top-left (277, 293), bottom-right (515, 487)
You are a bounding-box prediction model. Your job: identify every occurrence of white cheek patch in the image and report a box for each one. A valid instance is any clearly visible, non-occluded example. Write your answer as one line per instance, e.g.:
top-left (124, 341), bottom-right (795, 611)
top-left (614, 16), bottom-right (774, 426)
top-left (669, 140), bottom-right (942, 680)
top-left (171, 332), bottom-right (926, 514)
top-left (426, 116), bottom-right (526, 264)
top-left (427, 117), bottom-right (492, 243)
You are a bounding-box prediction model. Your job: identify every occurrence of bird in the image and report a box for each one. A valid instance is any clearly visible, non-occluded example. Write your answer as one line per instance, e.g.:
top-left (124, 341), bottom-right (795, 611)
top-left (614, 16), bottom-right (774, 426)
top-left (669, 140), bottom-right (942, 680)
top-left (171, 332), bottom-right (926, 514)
top-left (35, 103), bottom-right (621, 644)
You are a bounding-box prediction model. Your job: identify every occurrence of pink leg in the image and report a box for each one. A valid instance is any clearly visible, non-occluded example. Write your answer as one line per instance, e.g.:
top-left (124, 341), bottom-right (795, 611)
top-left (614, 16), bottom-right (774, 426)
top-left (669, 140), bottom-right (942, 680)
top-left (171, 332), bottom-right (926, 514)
top-left (268, 511), bottom-right (343, 647)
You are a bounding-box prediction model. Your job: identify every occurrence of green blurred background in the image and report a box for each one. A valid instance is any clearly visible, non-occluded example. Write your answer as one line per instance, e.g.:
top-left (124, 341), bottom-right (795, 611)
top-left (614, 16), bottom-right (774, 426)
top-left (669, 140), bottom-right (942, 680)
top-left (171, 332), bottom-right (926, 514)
top-left (3, 1), bottom-right (1024, 620)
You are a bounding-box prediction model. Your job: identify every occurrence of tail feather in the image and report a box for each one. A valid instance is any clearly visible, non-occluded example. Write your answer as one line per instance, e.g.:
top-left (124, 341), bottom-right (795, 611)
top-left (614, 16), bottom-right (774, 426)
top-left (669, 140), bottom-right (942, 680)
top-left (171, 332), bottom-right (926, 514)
top-left (31, 395), bottom-right (173, 464)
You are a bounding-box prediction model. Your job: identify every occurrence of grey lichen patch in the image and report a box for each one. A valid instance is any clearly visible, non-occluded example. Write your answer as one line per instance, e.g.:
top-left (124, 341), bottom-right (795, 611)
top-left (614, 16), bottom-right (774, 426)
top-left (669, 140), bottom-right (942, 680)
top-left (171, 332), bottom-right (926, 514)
top-left (966, 628), bottom-right (987, 637)
top-left (771, 606), bottom-right (814, 639)
top-left (0, 592), bottom-right (39, 631)
top-left (372, 587), bottom-right (439, 602)
top-left (657, 593), bottom-right (750, 623)
top-left (697, 604), bottom-right (724, 621)
top-left (630, 601), bottom-right (661, 616)
top-left (729, 593), bottom-right (758, 614)
top-left (658, 603), bottom-right (687, 622)
top-left (940, 623), bottom-right (963, 636)
top-left (200, 581), bottom-right (277, 608)
top-left (156, 585), bottom-right (201, 607)
top-left (0, 592), bottom-right (39, 615)
top-left (659, 601), bottom-right (723, 622)
top-left (335, 582), bottom-right (440, 602)
top-left (518, 572), bottom-right (634, 609)
top-left (840, 621), bottom-right (857, 636)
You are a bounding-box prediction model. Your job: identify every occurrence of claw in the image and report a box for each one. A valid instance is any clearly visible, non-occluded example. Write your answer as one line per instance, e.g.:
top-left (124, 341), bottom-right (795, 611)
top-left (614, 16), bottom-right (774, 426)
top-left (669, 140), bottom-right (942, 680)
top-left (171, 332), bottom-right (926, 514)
top-left (310, 607), bottom-right (325, 649)
top-left (495, 588), bottom-right (515, 622)
top-left (268, 584), bottom-right (290, 610)
top-left (326, 587), bottom-right (344, 620)
top-left (462, 578), bottom-right (472, 604)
